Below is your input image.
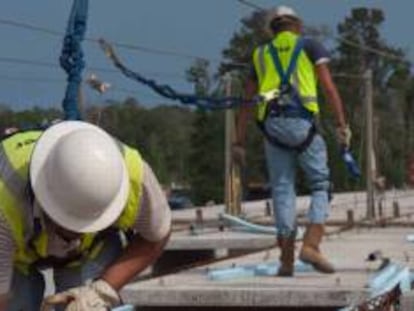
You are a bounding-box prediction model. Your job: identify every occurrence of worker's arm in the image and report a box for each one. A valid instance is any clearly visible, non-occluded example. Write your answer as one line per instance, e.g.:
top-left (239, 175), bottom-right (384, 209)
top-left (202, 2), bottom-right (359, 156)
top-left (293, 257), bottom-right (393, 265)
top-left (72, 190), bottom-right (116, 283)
top-left (40, 235), bottom-right (170, 311)
top-left (316, 63), bottom-right (347, 128)
top-left (100, 231), bottom-right (170, 290)
top-left (41, 233), bottom-right (171, 310)
top-left (102, 161), bottom-right (171, 290)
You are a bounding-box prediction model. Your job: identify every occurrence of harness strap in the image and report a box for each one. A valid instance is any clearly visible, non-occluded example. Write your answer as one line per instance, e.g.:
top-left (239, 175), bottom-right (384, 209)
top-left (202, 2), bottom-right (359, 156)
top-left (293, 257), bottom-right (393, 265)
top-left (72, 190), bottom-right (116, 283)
top-left (257, 119), bottom-right (317, 153)
top-left (268, 37), bottom-right (305, 87)
top-left (258, 37), bottom-right (316, 153)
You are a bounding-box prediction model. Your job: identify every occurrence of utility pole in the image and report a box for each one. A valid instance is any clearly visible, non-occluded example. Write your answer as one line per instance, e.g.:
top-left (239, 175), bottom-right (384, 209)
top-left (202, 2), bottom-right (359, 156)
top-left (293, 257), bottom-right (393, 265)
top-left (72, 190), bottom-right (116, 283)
top-left (365, 69), bottom-right (376, 220)
top-left (224, 73), bottom-right (242, 215)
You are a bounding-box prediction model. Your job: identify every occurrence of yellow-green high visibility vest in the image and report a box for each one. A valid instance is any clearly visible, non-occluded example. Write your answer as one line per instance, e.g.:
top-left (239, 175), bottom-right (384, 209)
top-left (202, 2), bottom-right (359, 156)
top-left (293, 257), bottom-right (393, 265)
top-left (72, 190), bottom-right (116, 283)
top-left (0, 130), bottom-right (143, 272)
top-left (253, 31), bottom-right (320, 122)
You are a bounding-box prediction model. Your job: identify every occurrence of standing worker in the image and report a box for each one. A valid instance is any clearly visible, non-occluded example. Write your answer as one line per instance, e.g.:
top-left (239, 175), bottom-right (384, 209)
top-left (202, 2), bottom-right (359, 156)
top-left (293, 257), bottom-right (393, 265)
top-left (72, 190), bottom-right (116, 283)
top-left (236, 6), bottom-right (351, 276)
top-left (0, 121), bottom-right (171, 310)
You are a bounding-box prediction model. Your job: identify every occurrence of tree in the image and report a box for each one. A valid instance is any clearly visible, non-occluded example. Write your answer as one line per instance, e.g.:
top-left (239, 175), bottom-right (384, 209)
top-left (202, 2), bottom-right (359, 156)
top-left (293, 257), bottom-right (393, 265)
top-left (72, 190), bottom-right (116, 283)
top-left (86, 99), bottom-right (194, 186)
top-left (186, 59), bottom-right (225, 205)
top-left (332, 7), bottom-right (412, 188)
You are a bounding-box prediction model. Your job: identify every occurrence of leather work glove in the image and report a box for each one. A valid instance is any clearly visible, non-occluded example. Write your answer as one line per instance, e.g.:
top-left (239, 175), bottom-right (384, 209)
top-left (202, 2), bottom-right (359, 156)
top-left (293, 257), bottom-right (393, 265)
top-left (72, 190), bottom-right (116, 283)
top-left (336, 124), bottom-right (352, 149)
top-left (41, 279), bottom-right (121, 311)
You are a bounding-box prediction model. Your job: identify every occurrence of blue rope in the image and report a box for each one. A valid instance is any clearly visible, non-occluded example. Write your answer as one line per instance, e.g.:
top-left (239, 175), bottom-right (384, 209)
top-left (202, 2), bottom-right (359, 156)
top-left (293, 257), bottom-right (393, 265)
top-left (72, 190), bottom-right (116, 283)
top-left (60, 0), bottom-right (89, 120)
top-left (99, 39), bottom-right (258, 110)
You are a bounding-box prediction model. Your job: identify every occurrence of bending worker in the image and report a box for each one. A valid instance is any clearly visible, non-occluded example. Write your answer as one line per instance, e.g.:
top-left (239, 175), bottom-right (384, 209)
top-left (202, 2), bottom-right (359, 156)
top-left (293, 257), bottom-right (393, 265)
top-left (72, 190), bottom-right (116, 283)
top-left (237, 6), bottom-right (351, 276)
top-left (0, 120), bottom-right (171, 310)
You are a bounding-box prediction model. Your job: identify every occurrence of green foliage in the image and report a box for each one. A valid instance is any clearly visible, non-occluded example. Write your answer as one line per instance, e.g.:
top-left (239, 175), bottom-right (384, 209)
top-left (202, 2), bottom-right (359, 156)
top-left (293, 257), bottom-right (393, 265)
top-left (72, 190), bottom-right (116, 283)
top-left (0, 106), bottom-right (61, 131)
top-left (85, 100), bottom-right (195, 186)
top-left (332, 7), bottom-right (413, 189)
top-left (188, 110), bottom-right (225, 205)
top-left (186, 60), bottom-right (225, 205)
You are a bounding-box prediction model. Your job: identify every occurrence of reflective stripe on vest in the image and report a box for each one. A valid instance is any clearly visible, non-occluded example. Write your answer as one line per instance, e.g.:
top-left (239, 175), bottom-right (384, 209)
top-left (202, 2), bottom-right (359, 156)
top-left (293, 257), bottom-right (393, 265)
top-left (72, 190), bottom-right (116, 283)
top-left (0, 131), bottom-right (43, 270)
top-left (253, 31), bottom-right (320, 122)
top-left (0, 131), bottom-right (143, 270)
top-left (116, 143), bottom-right (143, 230)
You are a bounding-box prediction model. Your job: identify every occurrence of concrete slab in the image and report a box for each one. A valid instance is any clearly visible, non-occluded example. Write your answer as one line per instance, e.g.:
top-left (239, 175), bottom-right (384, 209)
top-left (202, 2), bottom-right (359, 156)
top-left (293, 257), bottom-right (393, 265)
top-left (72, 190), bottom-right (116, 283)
top-left (172, 190), bottom-right (414, 229)
top-left (122, 227), bottom-right (414, 309)
top-left (401, 291), bottom-right (414, 311)
top-left (167, 190), bottom-right (414, 252)
top-left (168, 230), bottom-right (276, 250)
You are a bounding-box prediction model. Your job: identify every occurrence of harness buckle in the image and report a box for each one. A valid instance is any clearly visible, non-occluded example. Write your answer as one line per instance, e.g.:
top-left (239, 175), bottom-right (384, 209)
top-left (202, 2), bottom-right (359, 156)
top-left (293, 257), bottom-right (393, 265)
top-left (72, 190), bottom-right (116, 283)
top-left (260, 89), bottom-right (280, 102)
top-left (277, 84), bottom-right (294, 106)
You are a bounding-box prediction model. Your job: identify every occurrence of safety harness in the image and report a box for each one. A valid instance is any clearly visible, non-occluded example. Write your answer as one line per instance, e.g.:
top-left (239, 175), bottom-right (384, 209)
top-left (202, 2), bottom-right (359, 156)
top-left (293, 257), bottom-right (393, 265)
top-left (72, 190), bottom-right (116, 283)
top-left (257, 37), bottom-right (317, 153)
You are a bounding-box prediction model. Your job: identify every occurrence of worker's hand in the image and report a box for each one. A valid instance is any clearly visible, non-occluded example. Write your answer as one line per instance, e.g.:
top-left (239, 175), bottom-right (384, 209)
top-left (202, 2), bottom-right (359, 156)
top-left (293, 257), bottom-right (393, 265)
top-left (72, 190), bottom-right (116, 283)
top-left (41, 279), bottom-right (121, 311)
top-left (231, 142), bottom-right (246, 166)
top-left (336, 124), bottom-right (352, 149)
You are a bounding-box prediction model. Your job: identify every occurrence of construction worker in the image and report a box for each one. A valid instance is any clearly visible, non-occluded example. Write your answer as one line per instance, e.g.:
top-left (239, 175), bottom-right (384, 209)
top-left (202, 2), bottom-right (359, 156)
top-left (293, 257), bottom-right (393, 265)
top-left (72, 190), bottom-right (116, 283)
top-left (236, 6), bottom-right (351, 276)
top-left (0, 121), bottom-right (171, 311)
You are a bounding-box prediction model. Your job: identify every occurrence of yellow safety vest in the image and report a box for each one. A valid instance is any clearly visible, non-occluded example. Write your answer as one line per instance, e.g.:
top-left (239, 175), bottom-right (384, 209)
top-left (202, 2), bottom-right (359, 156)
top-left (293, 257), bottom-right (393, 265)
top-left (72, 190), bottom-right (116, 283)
top-left (0, 130), bottom-right (143, 273)
top-left (253, 31), bottom-right (320, 122)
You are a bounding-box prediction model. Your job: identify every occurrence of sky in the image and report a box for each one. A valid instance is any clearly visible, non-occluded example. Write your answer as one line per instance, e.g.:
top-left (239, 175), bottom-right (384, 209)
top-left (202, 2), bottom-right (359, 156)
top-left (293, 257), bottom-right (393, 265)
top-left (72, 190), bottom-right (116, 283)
top-left (0, 0), bottom-right (413, 110)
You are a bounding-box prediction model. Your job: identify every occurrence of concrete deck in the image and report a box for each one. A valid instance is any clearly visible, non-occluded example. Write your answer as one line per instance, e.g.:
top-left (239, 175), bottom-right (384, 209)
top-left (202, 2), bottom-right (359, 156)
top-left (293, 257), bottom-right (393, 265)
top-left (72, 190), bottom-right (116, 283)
top-left (166, 190), bottom-right (414, 252)
top-left (172, 190), bottom-right (414, 225)
top-left (122, 227), bottom-right (414, 309)
top-left (168, 230), bottom-right (276, 250)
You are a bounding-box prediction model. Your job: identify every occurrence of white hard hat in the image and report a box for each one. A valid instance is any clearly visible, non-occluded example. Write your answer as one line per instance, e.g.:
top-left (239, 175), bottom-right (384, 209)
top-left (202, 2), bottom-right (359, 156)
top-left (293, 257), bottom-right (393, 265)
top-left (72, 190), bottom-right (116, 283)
top-left (274, 6), bottom-right (298, 19)
top-left (30, 121), bottom-right (129, 233)
top-left (265, 6), bottom-right (301, 35)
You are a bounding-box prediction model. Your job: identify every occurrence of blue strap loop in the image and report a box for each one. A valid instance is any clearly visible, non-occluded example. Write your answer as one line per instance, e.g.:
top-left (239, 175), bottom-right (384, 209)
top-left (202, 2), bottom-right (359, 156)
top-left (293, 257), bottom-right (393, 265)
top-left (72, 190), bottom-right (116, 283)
top-left (60, 0), bottom-right (89, 120)
top-left (99, 39), bottom-right (258, 110)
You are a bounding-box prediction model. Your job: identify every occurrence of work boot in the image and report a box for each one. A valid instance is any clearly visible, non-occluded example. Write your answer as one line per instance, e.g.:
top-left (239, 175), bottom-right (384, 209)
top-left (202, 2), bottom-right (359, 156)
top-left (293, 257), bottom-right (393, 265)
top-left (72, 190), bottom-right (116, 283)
top-left (299, 224), bottom-right (335, 274)
top-left (277, 235), bottom-right (295, 277)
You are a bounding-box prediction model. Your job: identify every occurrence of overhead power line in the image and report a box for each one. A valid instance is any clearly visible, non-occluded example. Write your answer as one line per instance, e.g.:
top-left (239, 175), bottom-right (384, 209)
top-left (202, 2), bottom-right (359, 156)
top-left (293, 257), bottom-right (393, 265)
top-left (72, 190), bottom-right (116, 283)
top-left (0, 19), bottom-right (62, 36)
top-left (1, 5), bottom-right (408, 69)
top-left (0, 18), bottom-right (218, 63)
top-left (0, 75), bottom-right (61, 83)
top-left (0, 74), bottom-right (152, 98)
top-left (237, 0), bottom-right (263, 11)
top-left (0, 55), bottom-right (186, 79)
top-left (235, 0), bottom-right (408, 63)
top-left (0, 56), bottom-right (59, 69)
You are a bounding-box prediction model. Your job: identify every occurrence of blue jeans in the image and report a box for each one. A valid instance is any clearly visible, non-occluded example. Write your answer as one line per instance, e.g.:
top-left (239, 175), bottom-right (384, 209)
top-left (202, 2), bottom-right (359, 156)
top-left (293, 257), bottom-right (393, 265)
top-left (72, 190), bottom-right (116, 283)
top-left (264, 116), bottom-right (330, 237)
top-left (8, 231), bottom-right (123, 311)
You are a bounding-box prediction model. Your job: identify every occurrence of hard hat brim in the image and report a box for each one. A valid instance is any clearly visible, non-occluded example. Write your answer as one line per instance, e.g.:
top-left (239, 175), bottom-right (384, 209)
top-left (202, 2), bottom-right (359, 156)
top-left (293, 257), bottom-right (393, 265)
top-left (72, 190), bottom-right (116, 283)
top-left (30, 121), bottom-right (129, 233)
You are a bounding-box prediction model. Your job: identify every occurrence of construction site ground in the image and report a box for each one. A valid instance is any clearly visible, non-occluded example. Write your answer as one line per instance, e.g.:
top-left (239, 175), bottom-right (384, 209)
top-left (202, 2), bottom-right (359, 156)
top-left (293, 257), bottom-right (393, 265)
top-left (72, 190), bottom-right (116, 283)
top-left (42, 190), bottom-right (414, 310)
top-left (121, 189), bottom-right (414, 310)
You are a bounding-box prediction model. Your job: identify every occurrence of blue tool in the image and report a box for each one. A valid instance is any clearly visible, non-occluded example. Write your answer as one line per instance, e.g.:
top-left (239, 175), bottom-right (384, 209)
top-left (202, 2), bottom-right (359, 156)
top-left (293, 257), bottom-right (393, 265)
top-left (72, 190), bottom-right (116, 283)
top-left (341, 147), bottom-right (361, 179)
